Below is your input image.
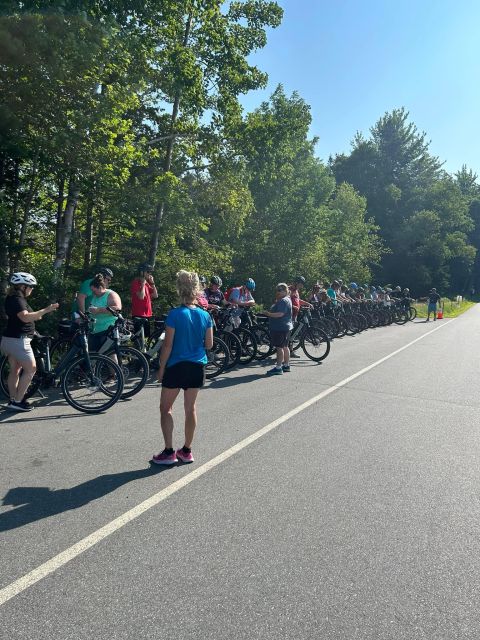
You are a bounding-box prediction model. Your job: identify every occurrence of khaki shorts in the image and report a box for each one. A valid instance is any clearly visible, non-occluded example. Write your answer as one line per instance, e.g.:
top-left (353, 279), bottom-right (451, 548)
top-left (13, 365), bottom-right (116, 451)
top-left (0, 336), bottom-right (35, 363)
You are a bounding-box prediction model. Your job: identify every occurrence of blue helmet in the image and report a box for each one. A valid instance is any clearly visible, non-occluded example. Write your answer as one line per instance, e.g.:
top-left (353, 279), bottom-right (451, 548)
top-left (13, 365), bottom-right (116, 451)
top-left (350, 282), bottom-right (358, 289)
top-left (245, 278), bottom-right (256, 291)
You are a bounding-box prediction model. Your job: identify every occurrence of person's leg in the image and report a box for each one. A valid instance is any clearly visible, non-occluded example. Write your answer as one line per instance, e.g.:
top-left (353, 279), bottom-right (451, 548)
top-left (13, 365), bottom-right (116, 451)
top-left (183, 387), bottom-right (200, 448)
top-left (14, 357), bottom-right (36, 402)
top-left (282, 346), bottom-right (290, 365)
top-left (7, 355), bottom-right (22, 400)
top-left (160, 386), bottom-right (181, 449)
top-left (275, 347), bottom-right (284, 367)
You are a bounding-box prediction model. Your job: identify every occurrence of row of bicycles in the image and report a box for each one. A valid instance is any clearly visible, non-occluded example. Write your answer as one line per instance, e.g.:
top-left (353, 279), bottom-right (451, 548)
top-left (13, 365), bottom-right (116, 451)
top-left (0, 298), bottom-right (414, 414)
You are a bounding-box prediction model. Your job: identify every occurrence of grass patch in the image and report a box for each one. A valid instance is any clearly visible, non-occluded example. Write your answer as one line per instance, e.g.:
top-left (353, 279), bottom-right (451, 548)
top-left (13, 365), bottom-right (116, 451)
top-left (413, 299), bottom-right (476, 318)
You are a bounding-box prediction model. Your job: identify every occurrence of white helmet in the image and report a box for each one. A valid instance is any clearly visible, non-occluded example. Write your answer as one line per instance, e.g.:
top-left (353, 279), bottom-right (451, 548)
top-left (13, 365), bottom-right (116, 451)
top-left (10, 272), bottom-right (37, 286)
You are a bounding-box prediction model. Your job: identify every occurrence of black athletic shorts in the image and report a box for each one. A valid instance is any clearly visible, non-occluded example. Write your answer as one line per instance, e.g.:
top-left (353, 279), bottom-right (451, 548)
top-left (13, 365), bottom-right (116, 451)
top-left (162, 361), bottom-right (205, 390)
top-left (270, 330), bottom-right (291, 348)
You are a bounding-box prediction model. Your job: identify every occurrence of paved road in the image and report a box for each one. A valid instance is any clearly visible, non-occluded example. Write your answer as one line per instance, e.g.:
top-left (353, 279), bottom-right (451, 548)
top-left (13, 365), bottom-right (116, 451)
top-left (1, 308), bottom-right (480, 639)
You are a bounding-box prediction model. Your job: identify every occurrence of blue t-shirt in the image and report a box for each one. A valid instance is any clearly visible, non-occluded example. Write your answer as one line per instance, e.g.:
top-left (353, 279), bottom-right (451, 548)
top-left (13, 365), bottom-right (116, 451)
top-left (165, 306), bottom-right (213, 367)
top-left (269, 296), bottom-right (293, 332)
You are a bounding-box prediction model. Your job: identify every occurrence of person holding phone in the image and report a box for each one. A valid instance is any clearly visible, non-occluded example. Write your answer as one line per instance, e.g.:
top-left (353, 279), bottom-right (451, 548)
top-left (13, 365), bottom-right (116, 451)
top-left (87, 274), bottom-right (122, 352)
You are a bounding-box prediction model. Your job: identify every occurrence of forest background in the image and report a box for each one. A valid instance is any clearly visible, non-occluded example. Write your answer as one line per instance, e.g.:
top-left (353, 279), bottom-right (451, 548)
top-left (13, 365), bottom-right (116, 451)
top-left (1, 0), bottom-right (480, 319)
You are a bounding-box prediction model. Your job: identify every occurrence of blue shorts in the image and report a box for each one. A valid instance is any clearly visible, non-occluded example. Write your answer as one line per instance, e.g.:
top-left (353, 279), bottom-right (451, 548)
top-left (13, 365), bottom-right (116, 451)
top-left (428, 303), bottom-right (437, 312)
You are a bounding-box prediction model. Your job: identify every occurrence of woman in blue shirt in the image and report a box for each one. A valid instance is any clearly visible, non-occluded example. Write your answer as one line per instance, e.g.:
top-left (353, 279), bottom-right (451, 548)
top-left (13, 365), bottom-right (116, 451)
top-left (152, 271), bottom-right (213, 466)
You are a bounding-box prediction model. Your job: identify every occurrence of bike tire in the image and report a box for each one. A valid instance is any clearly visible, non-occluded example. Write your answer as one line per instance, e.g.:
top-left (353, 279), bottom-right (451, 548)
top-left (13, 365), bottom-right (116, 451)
top-left (235, 328), bottom-right (258, 364)
top-left (217, 330), bottom-right (242, 369)
top-left (206, 336), bottom-right (230, 379)
top-left (251, 325), bottom-right (274, 360)
top-left (61, 353), bottom-right (124, 413)
top-left (301, 327), bottom-right (331, 362)
top-left (408, 306), bottom-right (417, 321)
top-left (104, 345), bottom-right (149, 399)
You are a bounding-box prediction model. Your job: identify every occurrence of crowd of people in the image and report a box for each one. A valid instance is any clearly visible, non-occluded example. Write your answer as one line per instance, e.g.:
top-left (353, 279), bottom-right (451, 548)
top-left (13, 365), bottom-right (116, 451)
top-left (1, 266), bottom-right (443, 464)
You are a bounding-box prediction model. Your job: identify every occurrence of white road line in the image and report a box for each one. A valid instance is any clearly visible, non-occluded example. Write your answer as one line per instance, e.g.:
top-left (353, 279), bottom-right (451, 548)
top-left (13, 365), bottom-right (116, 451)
top-left (0, 319), bottom-right (455, 607)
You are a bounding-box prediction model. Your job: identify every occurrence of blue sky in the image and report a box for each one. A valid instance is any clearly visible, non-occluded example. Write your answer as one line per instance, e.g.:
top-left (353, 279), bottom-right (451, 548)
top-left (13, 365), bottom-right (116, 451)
top-left (239, 0), bottom-right (480, 177)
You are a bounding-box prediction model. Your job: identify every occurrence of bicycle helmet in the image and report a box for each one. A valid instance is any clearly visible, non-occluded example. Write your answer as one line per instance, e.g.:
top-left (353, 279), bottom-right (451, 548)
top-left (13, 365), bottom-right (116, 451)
top-left (245, 278), bottom-right (256, 291)
top-left (403, 287), bottom-right (410, 293)
top-left (350, 282), bottom-right (358, 289)
top-left (199, 275), bottom-right (207, 286)
top-left (363, 284), bottom-right (369, 289)
top-left (98, 267), bottom-right (113, 279)
top-left (138, 262), bottom-right (153, 272)
top-left (395, 286), bottom-right (401, 292)
top-left (10, 272), bottom-right (37, 286)
top-left (294, 275), bottom-right (306, 285)
top-left (210, 275), bottom-right (223, 287)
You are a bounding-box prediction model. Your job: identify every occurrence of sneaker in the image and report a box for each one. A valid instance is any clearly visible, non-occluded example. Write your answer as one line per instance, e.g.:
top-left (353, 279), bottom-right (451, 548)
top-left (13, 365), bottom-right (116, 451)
top-left (151, 450), bottom-right (178, 465)
top-left (266, 366), bottom-right (283, 376)
top-left (176, 448), bottom-right (194, 464)
top-left (289, 351), bottom-right (301, 359)
top-left (7, 400), bottom-right (32, 412)
top-left (282, 364), bottom-right (291, 372)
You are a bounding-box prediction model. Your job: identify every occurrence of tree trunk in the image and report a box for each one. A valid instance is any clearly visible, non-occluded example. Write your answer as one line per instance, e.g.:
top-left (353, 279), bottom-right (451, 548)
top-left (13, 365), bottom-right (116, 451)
top-left (18, 150), bottom-right (40, 252)
top-left (83, 196), bottom-right (94, 271)
top-left (0, 217), bottom-right (9, 320)
top-left (95, 206), bottom-right (105, 266)
top-left (148, 12), bottom-right (193, 266)
top-left (54, 177), bottom-right (79, 270)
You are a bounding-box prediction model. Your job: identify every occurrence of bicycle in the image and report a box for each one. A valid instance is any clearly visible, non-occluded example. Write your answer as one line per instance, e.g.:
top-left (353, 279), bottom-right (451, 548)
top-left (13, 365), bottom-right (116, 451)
top-left (0, 313), bottom-right (124, 413)
top-left (50, 308), bottom-right (149, 399)
top-left (290, 308), bottom-right (331, 362)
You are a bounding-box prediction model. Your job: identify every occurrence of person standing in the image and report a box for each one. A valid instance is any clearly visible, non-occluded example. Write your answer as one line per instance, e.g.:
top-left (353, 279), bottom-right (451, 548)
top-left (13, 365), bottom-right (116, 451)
top-left (130, 263), bottom-right (158, 347)
top-left (87, 274), bottom-right (122, 351)
top-left (262, 283), bottom-right (293, 375)
top-left (426, 288), bottom-right (441, 321)
top-left (1, 272), bottom-right (58, 412)
top-left (73, 266), bottom-right (114, 317)
top-left (152, 271), bottom-right (213, 466)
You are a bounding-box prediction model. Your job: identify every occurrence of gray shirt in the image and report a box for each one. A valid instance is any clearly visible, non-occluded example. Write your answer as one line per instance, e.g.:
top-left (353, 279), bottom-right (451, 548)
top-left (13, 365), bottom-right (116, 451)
top-left (269, 296), bottom-right (293, 332)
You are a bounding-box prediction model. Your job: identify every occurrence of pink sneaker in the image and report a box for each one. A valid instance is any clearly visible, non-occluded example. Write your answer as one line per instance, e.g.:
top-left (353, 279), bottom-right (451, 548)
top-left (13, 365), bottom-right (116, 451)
top-left (176, 448), bottom-right (194, 463)
top-left (151, 450), bottom-right (178, 465)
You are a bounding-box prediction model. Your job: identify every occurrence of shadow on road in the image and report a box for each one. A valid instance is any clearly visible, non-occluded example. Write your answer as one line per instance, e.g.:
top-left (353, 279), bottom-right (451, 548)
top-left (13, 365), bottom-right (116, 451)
top-left (206, 373), bottom-right (267, 388)
top-left (0, 464), bottom-right (171, 532)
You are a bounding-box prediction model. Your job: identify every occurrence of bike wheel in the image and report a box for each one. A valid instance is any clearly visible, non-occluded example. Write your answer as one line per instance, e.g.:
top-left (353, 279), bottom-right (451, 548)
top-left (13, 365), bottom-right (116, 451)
top-left (251, 325), bottom-right (273, 360)
top-left (217, 331), bottom-right (242, 369)
top-left (301, 327), bottom-right (331, 362)
top-left (235, 328), bottom-right (257, 364)
top-left (50, 337), bottom-right (73, 369)
top-left (206, 337), bottom-right (230, 379)
top-left (0, 355), bottom-right (41, 400)
top-left (61, 353), bottom-right (124, 413)
top-left (408, 306), bottom-right (417, 321)
top-left (105, 346), bottom-right (149, 399)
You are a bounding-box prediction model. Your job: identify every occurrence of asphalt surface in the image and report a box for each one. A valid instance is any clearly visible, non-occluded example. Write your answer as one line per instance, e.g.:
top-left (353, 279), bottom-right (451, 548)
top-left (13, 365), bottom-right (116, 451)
top-left (1, 308), bottom-right (480, 639)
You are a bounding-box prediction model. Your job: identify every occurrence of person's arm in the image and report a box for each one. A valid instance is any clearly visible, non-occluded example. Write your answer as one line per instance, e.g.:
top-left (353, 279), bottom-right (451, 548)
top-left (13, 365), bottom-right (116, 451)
top-left (157, 325), bottom-right (175, 382)
top-left (263, 310), bottom-right (284, 318)
top-left (299, 298), bottom-right (313, 309)
top-left (238, 299), bottom-right (255, 308)
top-left (77, 292), bottom-right (87, 313)
top-left (146, 276), bottom-right (158, 299)
top-left (204, 326), bottom-right (213, 350)
top-left (135, 278), bottom-right (147, 300)
top-left (17, 303), bottom-right (59, 323)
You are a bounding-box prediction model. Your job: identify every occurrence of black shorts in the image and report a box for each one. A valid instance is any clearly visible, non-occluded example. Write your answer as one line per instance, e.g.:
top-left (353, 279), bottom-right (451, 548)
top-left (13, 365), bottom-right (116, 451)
top-left (162, 361), bottom-right (205, 390)
top-left (270, 330), bottom-right (291, 348)
top-left (88, 330), bottom-right (109, 352)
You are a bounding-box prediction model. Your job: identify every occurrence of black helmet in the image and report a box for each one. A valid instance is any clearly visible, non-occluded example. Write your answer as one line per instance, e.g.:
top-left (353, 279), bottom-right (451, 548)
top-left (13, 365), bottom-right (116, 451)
top-left (199, 275), bottom-right (207, 285)
top-left (210, 275), bottom-right (222, 287)
top-left (294, 275), bottom-right (306, 285)
top-left (138, 262), bottom-right (153, 273)
top-left (98, 267), bottom-right (113, 279)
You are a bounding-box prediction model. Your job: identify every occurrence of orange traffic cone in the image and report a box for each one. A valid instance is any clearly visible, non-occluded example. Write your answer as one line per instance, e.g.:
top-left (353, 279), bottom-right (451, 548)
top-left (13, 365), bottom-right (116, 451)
top-left (437, 308), bottom-right (443, 320)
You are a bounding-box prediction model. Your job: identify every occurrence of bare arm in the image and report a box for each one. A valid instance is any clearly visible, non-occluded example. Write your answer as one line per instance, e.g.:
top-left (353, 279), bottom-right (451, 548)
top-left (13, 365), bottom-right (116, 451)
top-left (205, 326), bottom-right (213, 350)
top-left (18, 303), bottom-right (59, 323)
top-left (157, 326), bottom-right (174, 382)
top-left (77, 292), bottom-right (87, 313)
top-left (89, 291), bottom-right (122, 315)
